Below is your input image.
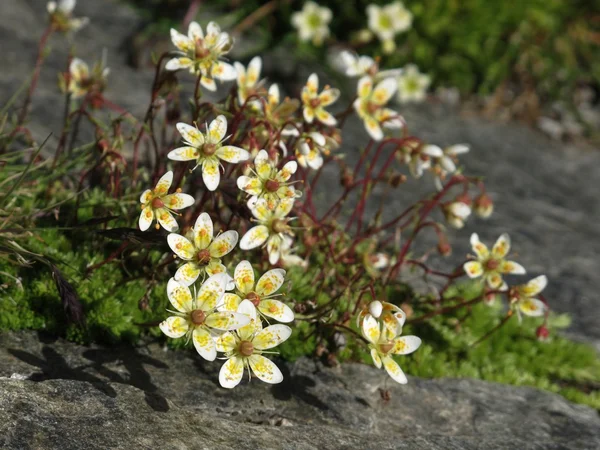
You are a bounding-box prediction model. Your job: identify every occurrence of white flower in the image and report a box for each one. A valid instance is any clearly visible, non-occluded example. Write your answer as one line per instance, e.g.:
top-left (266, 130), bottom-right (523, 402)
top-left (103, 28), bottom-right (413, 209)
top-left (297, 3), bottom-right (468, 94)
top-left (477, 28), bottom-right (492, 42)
top-left (443, 201), bottom-right (472, 229)
top-left (59, 57), bottom-right (109, 99)
top-left (295, 132), bottom-right (339, 170)
top-left (464, 233), bottom-right (526, 289)
top-left (47, 0), bottom-right (89, 32)
top-left (217, 300), bottom-right (291, 388)
top-left (159, 275), bottom-right (251, 361)
top-left (219, 261), bottom-right (294, 323)
top-left (240, 198), bottom-right (295, 265)
top-left (356, 301), bottom-right (406, 340)
top-left (509, 276), bottom-right (549, 322)
top-left (165, 21), bottom-right (236, 91)
top-left (279, 236), bottom-right (307, 269)
top-left (354, 76), bottom-right (403, 141)
top-left (291, 1), bottom-right (332, 46)
top-left (367, 1), bottom-right (412, 52)
top-left (237, 150), bottom-right (301, 209)
top-left (167, 212), bottom-right (238, 286)
top-left (402, 143), bottom-right (443, 178)
top-left (397, 64), bottom-right (431, 103)
top-left (168, 115), bottom-right (249, 191)
top-left (429, 144), bottom-right (470, 191)
top-left (361, 314), bottom-right (421, 384)
top-left (261, 84), bottom-right (301, 136)
top-left (234, 56), bottom-right (264, 107)
top-left (335, 50), bottom-right (403, 80)
top-left (301, 73), bottom-right (339, 126)
top-left (138, 171), bottom-right (194, 232)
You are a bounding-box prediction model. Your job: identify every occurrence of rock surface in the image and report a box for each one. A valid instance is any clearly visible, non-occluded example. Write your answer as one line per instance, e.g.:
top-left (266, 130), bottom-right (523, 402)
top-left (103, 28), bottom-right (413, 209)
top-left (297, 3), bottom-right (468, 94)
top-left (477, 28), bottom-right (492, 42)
top-left (1, 331), bottom-right (599, 450)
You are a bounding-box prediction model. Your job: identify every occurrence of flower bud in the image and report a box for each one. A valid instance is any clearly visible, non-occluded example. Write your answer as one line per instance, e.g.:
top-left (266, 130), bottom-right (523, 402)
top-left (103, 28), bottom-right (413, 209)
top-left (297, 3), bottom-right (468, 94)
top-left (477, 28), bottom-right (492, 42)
top-left (368, 301), bottom-right (383, 318)
top-left (536, 325), bottom-right (550, 342)
top-left (474, 193), bottom-right (494, 218)
top-left (437, 234), bottom-right (452, 256)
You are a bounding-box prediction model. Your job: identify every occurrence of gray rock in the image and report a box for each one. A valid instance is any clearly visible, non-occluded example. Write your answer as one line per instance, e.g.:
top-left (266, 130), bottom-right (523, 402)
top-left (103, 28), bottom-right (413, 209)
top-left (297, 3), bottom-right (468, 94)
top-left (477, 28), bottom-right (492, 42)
top-left (1, 331), bottom-right (599, 449)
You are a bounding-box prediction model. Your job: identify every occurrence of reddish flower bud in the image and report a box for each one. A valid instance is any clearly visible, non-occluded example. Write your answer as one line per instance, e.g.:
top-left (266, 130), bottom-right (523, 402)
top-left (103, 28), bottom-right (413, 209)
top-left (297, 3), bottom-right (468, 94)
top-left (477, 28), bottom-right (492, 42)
top-left (536, 325), bottom-right (550, 342)
top-left (437, 234), bottom-right (452, 256)
top-left (474, 193), bottom-right (494, 218)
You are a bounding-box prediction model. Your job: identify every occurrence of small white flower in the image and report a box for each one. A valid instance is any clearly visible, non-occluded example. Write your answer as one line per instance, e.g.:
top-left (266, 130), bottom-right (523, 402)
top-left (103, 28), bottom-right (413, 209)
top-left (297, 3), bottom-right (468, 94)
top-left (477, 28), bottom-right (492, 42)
top-left (291, 1), bottom-right (332, 46)
top-left (402, 143), bottom-right (443, 178)
top-left (261, 84), bottom-right (301, 136)
top-left (301, 73), bottom-right (339, 126)
top-left (356, 301), bottom-right (406, 340)
top-left (138, 171), bottom-right (194, 232)
top-left (464, 233), bottom-right (526, 289)
top-left (361, 315), bottom-right (420, 384)
top-left (240, 198), bottom-right (295, 265)
top-left (167, 212), bottom-right (238, 286)
top-left (335, 50), bottom-right (403, 80)
top-left (168, 115), bottom-right (249, 191)
top-left (59, 57), bottom-right (109, 99)
top-left (443, 201), bottom-right (472, 229)
top-left (159, 275), bottom-right (251, 361)
top-left (47, 0), bottom-right (89, 32)
top-left (397, 64), bottom-right (431, 103)
top-left (430, 144), bottom-right (470, 191)
top-left (237, 149), bottom-right (301, 209)
top-left (354, 76), bottom-right (403, 141)
top-left (367, 1), bottom-right (413, 52)
top-left (165, 21), bottom-right (236, 91)
top-left (234, 56), bottom-right (264, 107)
top-left (219, 261), bottom-right (294, 323)
top-left (295, 131), bottom-right (339, 170)
top-left (217, 301), bottom-right (291, 388)
top-left (509, 275), bottom-right (548, 322)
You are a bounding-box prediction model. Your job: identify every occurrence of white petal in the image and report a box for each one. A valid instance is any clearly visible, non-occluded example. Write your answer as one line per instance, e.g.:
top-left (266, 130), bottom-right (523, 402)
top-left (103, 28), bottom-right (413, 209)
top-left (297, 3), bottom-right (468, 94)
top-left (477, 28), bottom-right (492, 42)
top-left (255, 269), bottom-right (286, 296)
top-left (382, 356), bottom-right (408, 384)
top-left (208, 115), bottom-right (228, 144)
top-left (234, 260), bottom-right (255, 294)
top-left (156, 209), bottom-right (179, 232)
top-left (219, 357), bottom-right (244, 389)
top-left (391, 335), bottom-right (422, 355)
top-left (139, 207), bottom-right (154, 231)
top-left (248, 355), bottom-right (284, 384)
top-left (192, 327), bottom-right (216, 361)
top-left (362, 315), bottom-right (381, 344)
top-left (166, 278), bottom-right (193, 313)
top-left (258, 299), bottom-right (295, 323)
top-left (168, 146), bottom-right (200, 161)
top-left (167, 234), bottom-right (195, 260)
top-left (193, 212), bottom-right (214, 249)
top-left (492, 233), bottom-right (511, 258)
top-left (209, 230), bottom-right (238, 257)
top-left (239, 225), bottom-right (269, 250)
top-left (197, 273), bottom-right (229, 311)
top-left (202, 158), bottom-right (221, 191)
top-left (159, 316), bottom-right (189, 339)
top-left (176, 122), bottom-right (204, 147)
top-left (216, 145), bottom-right (250, 163)
top-left (253, 324), bottom-right (292, 350)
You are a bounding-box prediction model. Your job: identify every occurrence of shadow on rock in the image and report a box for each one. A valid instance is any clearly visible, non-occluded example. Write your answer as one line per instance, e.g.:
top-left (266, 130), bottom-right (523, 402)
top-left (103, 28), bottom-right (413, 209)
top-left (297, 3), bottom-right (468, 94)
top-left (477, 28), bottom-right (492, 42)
top-left (271, 362), bottom-right (329, 411)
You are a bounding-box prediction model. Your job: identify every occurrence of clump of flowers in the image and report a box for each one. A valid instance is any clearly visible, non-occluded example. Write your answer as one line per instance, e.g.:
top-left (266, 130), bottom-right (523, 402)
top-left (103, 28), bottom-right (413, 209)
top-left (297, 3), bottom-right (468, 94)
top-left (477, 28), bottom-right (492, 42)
top-left (291, 2), bottom-right (332, 46)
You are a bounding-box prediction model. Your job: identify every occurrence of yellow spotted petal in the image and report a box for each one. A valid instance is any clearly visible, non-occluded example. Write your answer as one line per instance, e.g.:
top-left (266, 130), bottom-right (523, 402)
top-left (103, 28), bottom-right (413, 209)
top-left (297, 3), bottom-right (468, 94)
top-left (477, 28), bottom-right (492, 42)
top-left (237, 176), bottom-right (263, 196)
top-left (192, 327), bottom-right (216, 361)
top-left (253, 324), bottom-right (292, 350)
top-left (216, 145), bottom-right (250, 163)
top-left (219, 293), bottom-right (242, 312)
top-left (518, 275), bottom-right (547, 297)
top-left (139, 189), bottom-right (152, 204)
top-left (193, 212), bottom-right (214, 250)
top-left (139, 206), bottom-right (154, 231)
top-left (470, 233), bottom-right (489, 260)
top-left (237, 299), bottom-right (261, 341)
top-left (168, 146), bottom-right (200, 162)
top-left (315, 108), bottom-right (336, 126)
top-left (248, 354), bottom-right (283, 384)
top-left (391, 335), bottom-right (422, 355)
top-left (205, 311), bottom-right (250, 331)
top-left (267, 235), bottom-right (283, 265)
top-left (219, 356), bottom-right (244, 389)
top-left (382, 355), bottom-right (407, 384)
top-left (187, 21), bottom-right (204, 41)
top-left (234, 260), bottom-right (255, 294)
top-left (154, 171), bottom-right (173, 195)
top-left (176, 123), bottom-right (204, 147)
top-left (362, 315), bottom-right (381, 345)
top-left (246, 56), bottom-right (261, 85)
top-left (159, 316), bottom-right (189, 339)
top-left (370, 348), bottom-right (382, 369)
top-left (463, 261), bottom-right (483, 278)
top-left (166, 277), bottom-right (193, 313)
top-left (255, 269), bottom-right (285, 296)
top-left (206, 260), bottom-right (226, 277)
top-left (492, 233), bottom-right (511, 259)
top-left (165, 57), bottom-right (193, 71)
top-left (215, 331), bottom-right (237, 353)
top-left (162, 193), bottom-right (195, 210)
top-left (170, 28), bottom-right (194, 52)
top-left (156, 208), bottom-right (179, 232)
top-left (303, 106), bottom-right (315, 124)
top-left (258, 299), bottom-right (294, 323)
top-left (239, 225), bottom-right (269, 250)
top-left (372, 78), bottom-right (397, 105)
top-left (209, 230), bottom-right (238, 257)
top-left (208, 115), bottom-right (227, 144)
top-left (254, 150), bottom-right (272, 179)
top-left (306, 73), bottom-right (319, 92)
top-left (197, 273), bottom-right (228, 311)
top-left (167, 234), bottom-right (195, 260)
top-left (357, 76), bottom-right (373, 98)
top-left (318, 88), bottom-right (340, 107)
top-left (486, 272), bottom-right (504, 289)
top-left (202, 157), bottom-right (221, 191)
top-left (174, 262), bottom-right (201, 287)
top-left (276, 161), bottom-right (297, 182)
top-left (500, 260), bottom-right (526, 275)
top-left (275, 198), bottom-right (294, 218)
top-left (519, 298), bottom-right (547, 317)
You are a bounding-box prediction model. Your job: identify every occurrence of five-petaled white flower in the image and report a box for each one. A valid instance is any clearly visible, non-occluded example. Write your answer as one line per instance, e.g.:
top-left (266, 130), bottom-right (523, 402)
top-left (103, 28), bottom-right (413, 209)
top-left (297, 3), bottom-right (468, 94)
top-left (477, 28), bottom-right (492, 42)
top-left (397, 64), bottom-right (431, 103)
top-left (356, 300), bottom-right (406, 341)
top-left (240, 198), bottom-right (295, 265)
top-left (167, 212), bottom-right (238, 286)
top-left (291, 1), bottom-right (332, 46)
top-left (220, 260), bottom-right (294, 323)
top-left (159, 275), bottom-right (250, 361)
top-left (464, 233), bottom-right (526, 289)
top-left (508, 275), bottom-right (548, 322)
top-left (401, 143), bottom-right (443, 179)
top-left (301, 73), bottom-right (339, 126)
top-left (429, 144), bottom-right (470, 191)
top-left (168, 115), bottom-right (250, 191)
top-left (443, 201), bottom-right (472, 229)
top-left (59, 57), bottom-right (109, 99)
top-left (47, 0), bottom-right (89, 32)
top-left (295, 132), bottom-right (339, 170)
top-left (139, 171), bottom-right (194, 232)
top-left (237, 149), bottom-right (300, 209)
top-left (217, 300), bottom-right (291, 388)
top-left (165, 21), bottom-right (236, 91)
top-left (367, 1), bottom-right (413, 53)
top-left (234, 56), bottom-right (264, 107)
top-left (354, 76), bottom-right (403, 141)
top-left (362, 314), bottom-right (421, 384)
